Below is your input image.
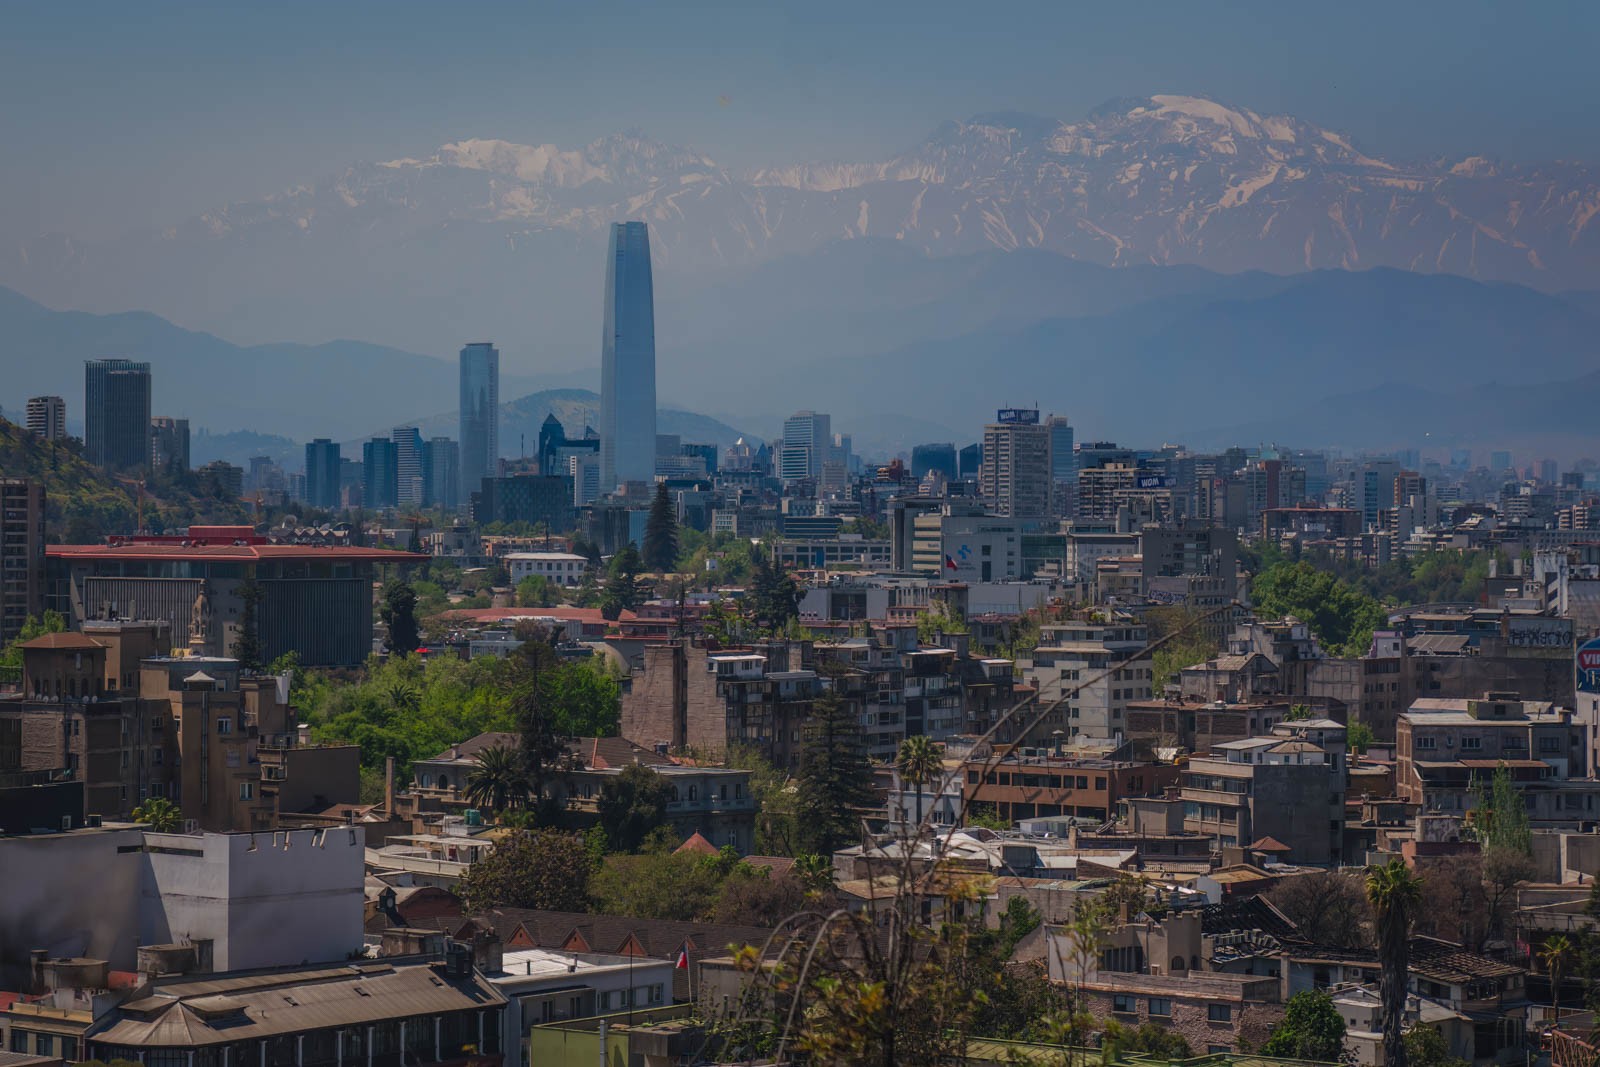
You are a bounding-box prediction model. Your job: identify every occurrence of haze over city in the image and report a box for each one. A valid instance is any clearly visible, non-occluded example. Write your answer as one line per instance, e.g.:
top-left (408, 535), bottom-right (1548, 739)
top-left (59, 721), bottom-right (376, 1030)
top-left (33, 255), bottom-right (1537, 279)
top-left (0, 6), bottom-right (1599, 1067)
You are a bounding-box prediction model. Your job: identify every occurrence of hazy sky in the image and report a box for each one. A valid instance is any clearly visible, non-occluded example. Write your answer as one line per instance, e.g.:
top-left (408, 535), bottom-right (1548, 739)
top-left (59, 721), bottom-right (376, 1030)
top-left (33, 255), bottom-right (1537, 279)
top-left (5, 0), bottom-right (1599, 240)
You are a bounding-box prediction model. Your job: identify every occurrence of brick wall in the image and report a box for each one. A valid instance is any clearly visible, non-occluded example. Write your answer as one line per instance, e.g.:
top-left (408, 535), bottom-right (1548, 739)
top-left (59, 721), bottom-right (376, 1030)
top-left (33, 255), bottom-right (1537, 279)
top-left (1085, 988), bottom-right (1282, 1054)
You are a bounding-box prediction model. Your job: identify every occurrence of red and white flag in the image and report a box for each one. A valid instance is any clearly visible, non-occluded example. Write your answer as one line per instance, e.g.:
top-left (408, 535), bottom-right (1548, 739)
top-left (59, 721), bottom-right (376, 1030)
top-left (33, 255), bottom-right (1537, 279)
top-left (675, 947), bottom-right (689, 970)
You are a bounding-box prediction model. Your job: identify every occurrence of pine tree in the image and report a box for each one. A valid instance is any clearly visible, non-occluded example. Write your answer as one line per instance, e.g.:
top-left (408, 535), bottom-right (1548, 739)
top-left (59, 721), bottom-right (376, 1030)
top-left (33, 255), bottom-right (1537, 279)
top-left (380, 578), bottom-right (420, 654)
top-left (601, 543), bottom-right (645, 621)
top-left (642, 481), bottom-right (679, 572)
top-left (795, 691), bottom-right (875, 854)
top-left (749, 553), bottom-right (800, 634)
top-left (233, 581), bottom-right (262, 671)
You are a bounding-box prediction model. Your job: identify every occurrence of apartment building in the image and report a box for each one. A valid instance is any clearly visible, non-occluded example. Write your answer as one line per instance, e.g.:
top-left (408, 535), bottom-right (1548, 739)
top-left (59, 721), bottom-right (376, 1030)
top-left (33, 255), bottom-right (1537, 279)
top-left (1180, 719), bottom-right (1348, 865)
top-left (1396, 693), bottom-right (1599, 824)
top-left (0, 478), bottom-right (45, 645)
top-left (960, 753), bottom-right (1180, 825)
top-left (1023, 620), bottom-right (1154, 744)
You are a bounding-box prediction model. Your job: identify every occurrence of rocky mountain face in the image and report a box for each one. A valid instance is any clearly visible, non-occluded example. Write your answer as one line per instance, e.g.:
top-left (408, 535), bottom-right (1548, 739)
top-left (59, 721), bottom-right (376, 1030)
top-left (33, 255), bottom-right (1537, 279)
top-left (5, 94), bottom-right (1597, 358)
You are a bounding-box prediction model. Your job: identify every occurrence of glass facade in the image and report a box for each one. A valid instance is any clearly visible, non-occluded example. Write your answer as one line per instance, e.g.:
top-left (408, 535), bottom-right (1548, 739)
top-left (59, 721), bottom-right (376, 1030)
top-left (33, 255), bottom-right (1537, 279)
top-left (305, 438), bottom-right (341, 509)
top-left (600, 221), bottom-right (657, 488)
top-left (458, 342), bottom-right (499, 500)
top-left (85, 358), bottom-right (152, 471)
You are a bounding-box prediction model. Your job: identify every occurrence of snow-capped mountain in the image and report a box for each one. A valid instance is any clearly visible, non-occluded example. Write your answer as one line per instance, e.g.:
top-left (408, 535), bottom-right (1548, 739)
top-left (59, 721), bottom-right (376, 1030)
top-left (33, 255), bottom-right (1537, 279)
top-left (6, 93), bottom-right (1599, 356)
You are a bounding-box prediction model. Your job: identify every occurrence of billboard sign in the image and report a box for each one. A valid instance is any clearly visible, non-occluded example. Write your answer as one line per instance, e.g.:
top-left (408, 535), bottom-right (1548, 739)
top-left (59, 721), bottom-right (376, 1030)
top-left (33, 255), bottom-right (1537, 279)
top-left (996, 408), bottom-right (1040, 425)
top-left (1578, 637), bottom-right (1600, 693)
top-left (1136, 475), bottom-right (1172, 490)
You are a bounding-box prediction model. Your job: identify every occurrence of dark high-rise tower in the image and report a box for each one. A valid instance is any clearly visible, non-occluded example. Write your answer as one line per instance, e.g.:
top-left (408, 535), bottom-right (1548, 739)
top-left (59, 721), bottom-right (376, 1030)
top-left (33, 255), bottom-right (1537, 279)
top-left (600, 221), bottom-right (657, 489)
top-left (305, 439), bottom-right (342, 510)
top-left (85, 359), bottom-right (152, 471)
top-left (459, 342), bottom-right (499, 498)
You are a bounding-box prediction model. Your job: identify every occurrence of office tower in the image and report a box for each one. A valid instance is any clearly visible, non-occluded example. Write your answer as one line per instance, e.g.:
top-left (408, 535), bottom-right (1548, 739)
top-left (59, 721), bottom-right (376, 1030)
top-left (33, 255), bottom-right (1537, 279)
top-left (459, 342), bottom-right (500, 495)
top-left (1490, 450), bottom-right (1512, 473)
top-left (392, 426), bottom-right (424, 506)
top-left (911, 443), bottom-right (957, 481)
top-left (426, 437), bottom-right (460, 510)
top-left (197, 460), bottom-right (244, 499)
top-left (25, 396), bottom-right (66, 441)
top-left (981, 409), bottom-right (1052, 519)
top-left (305, 439), bottom-right (342, 510)
top-left (1540, 458), bottom-right (1559, 485)
top-left (599, 221), bottom-right (657, 488)
top-left (832, 432), bottom-right (853, 474)
top-left (570, 453), bottom-right (601, 507)
top-left (84, 359), bottom-right (152, 470)
top-left (150, 416), bottom-right (190, 471)
top-left (958, 443), bottom-right (982, 480)
top-left (0, 479), bottom-right (45, 644)
top-left (1046, 414), bottom-right (1075, 516)
top-left (362, 437), bottom-right (399, 510)
top-left (781, 410), bottom-right (832, 479)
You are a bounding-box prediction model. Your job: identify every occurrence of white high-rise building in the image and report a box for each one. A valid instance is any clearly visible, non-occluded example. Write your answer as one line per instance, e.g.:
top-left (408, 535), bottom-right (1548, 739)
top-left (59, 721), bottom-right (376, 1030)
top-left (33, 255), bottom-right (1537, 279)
top-left (392, 425), bottom-right (424, 507)
top-left (981, 409), bottom-right (1052, 520)
top-left (780, 410), bottom-right (831, 481)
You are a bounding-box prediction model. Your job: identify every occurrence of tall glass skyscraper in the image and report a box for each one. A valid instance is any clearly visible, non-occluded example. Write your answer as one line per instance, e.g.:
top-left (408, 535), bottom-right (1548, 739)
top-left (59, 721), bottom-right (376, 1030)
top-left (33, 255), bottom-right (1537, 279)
top-left (459, 342), bottom-right (499, 498)
top-left (305, 439), bottom-right (342, 510)
top-left (600, 221), bottom-right (657, 489)
top-left (84, 358), bottom-right (152, 471)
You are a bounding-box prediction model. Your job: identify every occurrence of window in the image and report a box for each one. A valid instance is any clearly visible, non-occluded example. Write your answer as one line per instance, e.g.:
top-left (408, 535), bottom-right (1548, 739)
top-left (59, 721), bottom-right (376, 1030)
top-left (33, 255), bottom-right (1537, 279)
top-left (1415, 736), bottom-right (1437, 750)
top-left (217, 717), bottom-right (232, 735)
top-left (1208, 1004), bottom-right (1232, 1022)
top-left (1540, 736), bottom-right (1562, 753)
top-left (1113, 995), bottom-right (1136, 1013)
top-left (1148, 998), bottom-right (1172, 1017)
top-left (240, 782), bottom-right (254, 801)
top-left (1461, 736), bottom-right (1482, 751)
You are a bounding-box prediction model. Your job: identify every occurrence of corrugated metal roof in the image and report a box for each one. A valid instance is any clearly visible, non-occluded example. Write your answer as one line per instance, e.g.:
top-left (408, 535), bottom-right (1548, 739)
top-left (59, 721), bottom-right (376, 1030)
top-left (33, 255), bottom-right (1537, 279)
top-left (87, 957), bottom-right (504, 1048)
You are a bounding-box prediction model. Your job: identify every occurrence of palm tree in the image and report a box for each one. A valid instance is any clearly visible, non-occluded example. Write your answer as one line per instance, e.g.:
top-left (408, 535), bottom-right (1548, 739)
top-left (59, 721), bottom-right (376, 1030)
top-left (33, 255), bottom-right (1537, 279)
top-left (385, 681), bottom-right (419, 715)
top-left (1367, 857), bottom-right (1424, 1067)
top-left (131, 796), bottom-right (183, 833)
top-left (465, 745), bottom-right (529, 813)
top-left (895, 735), bottom-right (943, 832)
top-left (1539, 934), bottom-right (1573, 1024)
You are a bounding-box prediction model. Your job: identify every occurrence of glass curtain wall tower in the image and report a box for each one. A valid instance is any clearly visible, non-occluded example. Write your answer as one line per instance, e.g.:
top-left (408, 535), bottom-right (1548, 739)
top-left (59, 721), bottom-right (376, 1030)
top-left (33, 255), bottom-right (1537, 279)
top-left (459, 343), bottom-right (499, 499)
top-left (600, 221), bottom-right (657, 489)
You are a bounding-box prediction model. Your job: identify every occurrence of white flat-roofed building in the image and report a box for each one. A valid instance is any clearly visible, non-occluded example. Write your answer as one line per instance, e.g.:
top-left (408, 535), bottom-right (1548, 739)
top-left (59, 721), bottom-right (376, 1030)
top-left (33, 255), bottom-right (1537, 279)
top-left (504, 552), bottom-right (588, 588)
top-left (487, 946), bottom-right (674, 1062)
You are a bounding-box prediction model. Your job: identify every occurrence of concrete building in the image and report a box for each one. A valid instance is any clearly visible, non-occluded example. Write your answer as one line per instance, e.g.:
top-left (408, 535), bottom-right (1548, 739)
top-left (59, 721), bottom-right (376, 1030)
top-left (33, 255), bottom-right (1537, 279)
top-left (1396, 693), bottom-right (1597, 824)
top-left (1180, 719), bottom-right (1348, 865)
top-left (504, 551), bottom-right (589, 588)
top-left (780, 411), bottom-right (832, 481)
top-left (0, 824), bottom-right (365, 992)
top-left (599, 222), bottom-right (657, 488)
top-left (486, 945), bottom-right (673, 1062)
top-left (84, 359), bottom-right (151, 472)
top-left (961, 753), bottom-right (1180, 825)
top-left (981, 409), bottom-right (1051, 520)
top-left (197, 460), bottom-right (243, 499)
top-left (459, 341), bottom-right (500, 498)
top-left (149, 416), bottom-right (190, 472)
top-left (1023, 620), bottom-right (1154, 744)
top-left (24, 395), bottom-right (66, 441)
top-left (909, 502), bottom-right (1021, 582)
top-left (0, 479), bottom-right (46, 645)
top-left (48, 525), bottom-right (425, 666)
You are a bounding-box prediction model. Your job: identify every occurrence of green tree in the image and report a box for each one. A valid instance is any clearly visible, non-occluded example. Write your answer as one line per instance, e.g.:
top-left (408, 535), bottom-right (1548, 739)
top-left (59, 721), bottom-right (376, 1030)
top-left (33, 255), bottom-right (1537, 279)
top-left (1348, 720), bottom-right (1376, 752)
top-left (1144, 605), bottom-right (1220, 690)
top-left (894, 735), bottom-right (942, 829)
top-left (233, 580), bottom-right (262, 671)
top-left (456, 828), bottom-right (595, 912)
top-left (1260, 989), bottom-right (1348, 1062)
top-left (794, 691), bottom-right (875, 854)
top-left (748, 553), bottom-right (800, 634)
top-left (642, 481), bottom-right (679, 572)
top-left (0, 611), bottom-right (67, 670)
top-left (597, 763), bottom-right (674, 851)
top-left (591, 845), bottom-right (757, 921)
top-left (131, 796), bottom-right (183, 832)
top-left (1403, 1024), bottom-right (1471, 1067)
top-left (464, 744), bottom-right (528, 813)
top-left (515, 573), bottom-right (560, 608)
top-left (509, 641), bottom-right (577, 819)
top-left (601, 543), bottom-right (645, 621)
top-left (1251, 559), bottom-right (1389, 656)
top-left (380, 578), bottom-right (420, 655)
top-left (1367, 858), bottom-right (1424, 1067)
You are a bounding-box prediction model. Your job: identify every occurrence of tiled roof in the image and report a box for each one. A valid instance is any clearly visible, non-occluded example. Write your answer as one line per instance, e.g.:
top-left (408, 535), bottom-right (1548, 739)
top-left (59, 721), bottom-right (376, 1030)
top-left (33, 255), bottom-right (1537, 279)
top-left (674, 831), bottom-right (719, 856)
top-left (18, 631), bottom-right (103, 650)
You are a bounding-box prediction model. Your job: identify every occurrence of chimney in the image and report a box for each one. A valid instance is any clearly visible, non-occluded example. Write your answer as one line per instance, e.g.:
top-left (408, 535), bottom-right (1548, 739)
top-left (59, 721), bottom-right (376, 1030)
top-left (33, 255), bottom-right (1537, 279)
top-left (385, 756), bottom-right (395, 815)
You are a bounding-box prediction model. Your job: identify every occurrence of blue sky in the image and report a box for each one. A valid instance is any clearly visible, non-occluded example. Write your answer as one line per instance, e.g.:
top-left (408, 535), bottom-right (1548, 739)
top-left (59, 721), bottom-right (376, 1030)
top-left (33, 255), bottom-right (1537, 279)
top-left (4, 0), bottom-right (1598, 240)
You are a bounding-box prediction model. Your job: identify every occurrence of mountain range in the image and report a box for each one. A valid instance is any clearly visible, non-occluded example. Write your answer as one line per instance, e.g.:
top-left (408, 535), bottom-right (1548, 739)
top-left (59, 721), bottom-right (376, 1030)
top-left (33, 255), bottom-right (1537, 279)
top-left (5, 93), bottom-right (1598, 364)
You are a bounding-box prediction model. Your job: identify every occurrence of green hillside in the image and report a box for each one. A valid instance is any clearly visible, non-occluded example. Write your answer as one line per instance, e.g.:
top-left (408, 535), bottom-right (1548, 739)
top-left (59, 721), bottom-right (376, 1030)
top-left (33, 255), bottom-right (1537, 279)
top-left (0, 418), bottom-right (253, 542)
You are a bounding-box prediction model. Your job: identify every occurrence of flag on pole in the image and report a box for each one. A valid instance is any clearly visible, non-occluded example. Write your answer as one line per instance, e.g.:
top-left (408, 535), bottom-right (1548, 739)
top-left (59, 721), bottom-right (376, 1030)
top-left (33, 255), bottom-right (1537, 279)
top-left (675, 947), bottom-right (689, 970)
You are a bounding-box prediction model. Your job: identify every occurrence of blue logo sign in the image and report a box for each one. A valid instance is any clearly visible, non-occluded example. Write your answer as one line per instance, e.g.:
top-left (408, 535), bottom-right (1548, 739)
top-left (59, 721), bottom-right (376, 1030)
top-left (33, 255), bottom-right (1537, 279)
top-left (996, 408), bottom-right (1040, 425)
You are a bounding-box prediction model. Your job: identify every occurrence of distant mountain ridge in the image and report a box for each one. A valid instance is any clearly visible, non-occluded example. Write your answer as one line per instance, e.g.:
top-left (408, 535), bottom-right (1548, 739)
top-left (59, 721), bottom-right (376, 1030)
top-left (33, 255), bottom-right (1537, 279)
top-left (5, 93), bottom-right (1598, 358)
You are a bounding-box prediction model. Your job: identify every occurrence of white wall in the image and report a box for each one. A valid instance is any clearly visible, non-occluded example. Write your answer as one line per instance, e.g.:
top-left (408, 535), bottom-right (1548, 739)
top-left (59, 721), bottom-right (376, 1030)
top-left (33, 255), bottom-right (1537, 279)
top-left (0, 828), bottom-right (146, 979)
top-left (143, 827), bottom-right (366, 970)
